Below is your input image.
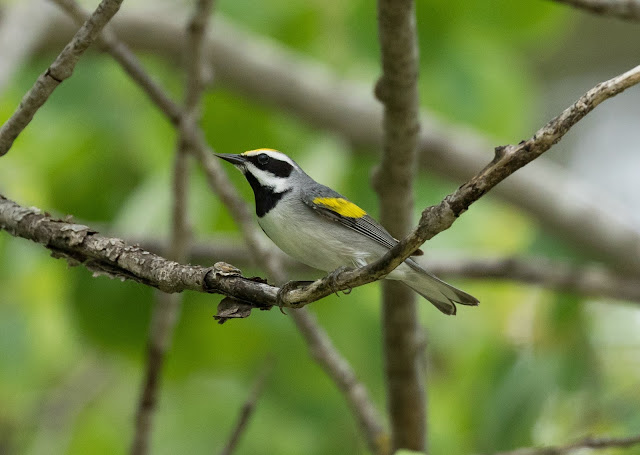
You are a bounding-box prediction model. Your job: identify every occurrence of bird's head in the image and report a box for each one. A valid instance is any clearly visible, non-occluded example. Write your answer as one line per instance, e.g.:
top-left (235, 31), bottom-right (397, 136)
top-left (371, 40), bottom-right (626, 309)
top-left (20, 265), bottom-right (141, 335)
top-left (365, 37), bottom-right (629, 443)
top-left (216, 149), bottom-right (302, 194)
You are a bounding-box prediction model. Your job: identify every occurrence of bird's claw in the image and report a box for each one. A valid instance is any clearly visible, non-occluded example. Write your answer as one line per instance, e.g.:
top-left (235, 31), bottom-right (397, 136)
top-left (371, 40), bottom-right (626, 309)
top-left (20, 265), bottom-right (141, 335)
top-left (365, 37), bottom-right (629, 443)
top-left (327, 266), bottom-right (352, 296)
top-left (275, 280), bottom-right (314, 313)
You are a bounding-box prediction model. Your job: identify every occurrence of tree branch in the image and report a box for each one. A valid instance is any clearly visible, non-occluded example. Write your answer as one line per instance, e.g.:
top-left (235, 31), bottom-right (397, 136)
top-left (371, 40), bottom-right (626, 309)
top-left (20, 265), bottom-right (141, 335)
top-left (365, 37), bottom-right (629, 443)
top-left (493, 432), bottom-right (640, 455)
top-left (553, 0), bottom-right (640, 20)
top-left (375, 0), bottom-right (425, 450)
top-left (0, 0), bottom-right (124, 156)
top-left (34, 10), bottom-right (640, 274)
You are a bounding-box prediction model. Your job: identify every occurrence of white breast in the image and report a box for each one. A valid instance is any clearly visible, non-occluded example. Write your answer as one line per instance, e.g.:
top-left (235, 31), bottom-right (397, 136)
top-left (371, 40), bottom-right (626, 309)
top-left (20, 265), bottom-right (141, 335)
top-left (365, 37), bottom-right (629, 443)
top-left (257, 198), bottom-right (371, 272)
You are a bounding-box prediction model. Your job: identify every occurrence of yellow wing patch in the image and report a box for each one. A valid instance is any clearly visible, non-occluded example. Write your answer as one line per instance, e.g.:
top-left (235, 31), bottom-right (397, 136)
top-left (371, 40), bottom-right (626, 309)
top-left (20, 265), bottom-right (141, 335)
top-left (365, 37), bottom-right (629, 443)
top-left (313, 197), bottom-right (367, 219)
top-left (242, 148), bottom-right (278, 156)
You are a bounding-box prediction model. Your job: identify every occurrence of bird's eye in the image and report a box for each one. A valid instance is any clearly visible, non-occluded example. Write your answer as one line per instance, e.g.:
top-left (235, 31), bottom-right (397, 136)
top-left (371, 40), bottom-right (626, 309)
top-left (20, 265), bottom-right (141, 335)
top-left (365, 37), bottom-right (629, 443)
top-left (257, 153), bottom-right (270, 165)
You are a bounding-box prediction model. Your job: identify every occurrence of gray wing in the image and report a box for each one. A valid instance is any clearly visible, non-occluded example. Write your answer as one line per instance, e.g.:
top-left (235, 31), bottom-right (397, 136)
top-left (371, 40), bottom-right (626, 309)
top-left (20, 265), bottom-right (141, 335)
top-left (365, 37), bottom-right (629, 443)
top-left (300, 185), bottom-right (422, 255)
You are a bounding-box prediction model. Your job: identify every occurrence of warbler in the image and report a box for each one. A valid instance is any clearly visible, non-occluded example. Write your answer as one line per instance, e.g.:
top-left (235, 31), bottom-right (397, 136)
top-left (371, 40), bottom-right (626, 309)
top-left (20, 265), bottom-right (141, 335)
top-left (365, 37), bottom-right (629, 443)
top-left (217, 149), bottom-right (478, 315)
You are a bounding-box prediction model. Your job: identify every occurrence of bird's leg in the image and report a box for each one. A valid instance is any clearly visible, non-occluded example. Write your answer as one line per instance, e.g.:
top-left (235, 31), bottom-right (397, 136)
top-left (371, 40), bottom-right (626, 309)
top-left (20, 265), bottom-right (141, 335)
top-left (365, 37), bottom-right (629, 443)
top-left (327, 266), bottom-right (353, 296)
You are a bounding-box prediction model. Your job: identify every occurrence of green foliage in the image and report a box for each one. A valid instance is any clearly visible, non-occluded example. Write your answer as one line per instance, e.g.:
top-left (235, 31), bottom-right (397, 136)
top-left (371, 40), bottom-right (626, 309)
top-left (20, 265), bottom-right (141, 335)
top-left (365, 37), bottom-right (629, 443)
top-left (1, 2), bottom-right (637, 455)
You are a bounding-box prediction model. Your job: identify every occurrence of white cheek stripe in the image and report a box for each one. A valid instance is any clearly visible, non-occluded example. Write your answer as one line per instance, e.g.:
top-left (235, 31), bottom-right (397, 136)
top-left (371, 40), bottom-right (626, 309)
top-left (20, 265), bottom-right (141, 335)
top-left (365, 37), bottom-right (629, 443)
top-left (244, 163), bottom-right (291, 193)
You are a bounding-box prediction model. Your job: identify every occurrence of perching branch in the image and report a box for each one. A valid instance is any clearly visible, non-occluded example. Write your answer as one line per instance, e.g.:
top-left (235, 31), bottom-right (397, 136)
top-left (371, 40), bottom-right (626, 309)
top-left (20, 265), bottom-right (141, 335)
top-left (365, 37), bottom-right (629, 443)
top-left (0, 0), bottom-right (124, 156)
top-left (553, 0), bottom-right (640, 21)
top-left (130, 1), bottom-right (215, 454)
top-left (374, 0), bottom-right (425, 451)
top-left (492, 432), bottom-right (640, 455)
top-left (34, 10), bottom-right (640, 274)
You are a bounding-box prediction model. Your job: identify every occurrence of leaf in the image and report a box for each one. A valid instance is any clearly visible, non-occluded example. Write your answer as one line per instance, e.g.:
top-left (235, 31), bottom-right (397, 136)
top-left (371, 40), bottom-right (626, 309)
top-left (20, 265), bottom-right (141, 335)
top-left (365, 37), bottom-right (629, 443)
top-left (214, 297), bottom-right (254, 324)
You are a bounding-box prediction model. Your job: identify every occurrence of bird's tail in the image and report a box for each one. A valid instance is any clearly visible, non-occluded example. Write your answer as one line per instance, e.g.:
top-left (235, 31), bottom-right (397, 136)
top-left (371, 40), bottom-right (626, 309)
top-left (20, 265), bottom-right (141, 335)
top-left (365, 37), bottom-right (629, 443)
top-left (402, 268), bottom-right (479, 315)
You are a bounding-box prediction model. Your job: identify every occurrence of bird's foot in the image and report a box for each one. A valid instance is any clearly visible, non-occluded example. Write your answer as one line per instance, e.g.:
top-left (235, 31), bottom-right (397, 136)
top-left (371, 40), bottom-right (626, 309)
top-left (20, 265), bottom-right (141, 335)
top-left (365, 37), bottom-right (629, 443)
top-left (327, 266), bottom-right (353, 296)
top-left (275, 280), bottom-right (314, 313)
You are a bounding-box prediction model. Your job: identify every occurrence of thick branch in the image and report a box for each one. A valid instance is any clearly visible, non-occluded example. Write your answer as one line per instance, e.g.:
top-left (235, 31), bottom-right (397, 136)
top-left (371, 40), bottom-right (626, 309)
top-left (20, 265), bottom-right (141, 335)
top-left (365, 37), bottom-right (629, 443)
top-left (375, 0), bottom-right (424, 451)
top-left (553, 0), bottom-right (640, 20)
top-left (0, 0), bottom-right (124, 156)
top-left (0, 195), bottom-right (277, 302)
top-left (35, 10), bottom-right (640, 274)
top-left (493, 432), bottom-right (640, 455)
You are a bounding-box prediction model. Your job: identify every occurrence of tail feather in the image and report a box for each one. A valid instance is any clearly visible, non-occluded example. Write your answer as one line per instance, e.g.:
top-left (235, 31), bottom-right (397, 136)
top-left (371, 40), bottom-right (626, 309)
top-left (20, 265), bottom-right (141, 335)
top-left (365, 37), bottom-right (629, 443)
top-left (403, 268), bottom-right (479, 316)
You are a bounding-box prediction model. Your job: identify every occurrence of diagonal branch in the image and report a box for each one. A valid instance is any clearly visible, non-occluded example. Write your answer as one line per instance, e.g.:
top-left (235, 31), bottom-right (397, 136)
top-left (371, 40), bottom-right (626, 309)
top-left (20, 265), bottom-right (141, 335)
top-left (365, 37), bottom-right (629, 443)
top-left (374, 0), bottom-right (424, 450)
top-left (553, 0), bottom-right (640, 21)
top-left (492, 432), bottom-right (640, 455)
top-left (0, 0), bottom-right (124, 156)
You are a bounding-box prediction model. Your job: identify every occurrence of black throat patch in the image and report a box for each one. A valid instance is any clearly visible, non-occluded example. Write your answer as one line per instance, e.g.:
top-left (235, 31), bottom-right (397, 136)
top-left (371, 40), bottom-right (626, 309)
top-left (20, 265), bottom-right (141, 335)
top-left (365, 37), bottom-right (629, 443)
top-left (245, 172), bottom-right (290, 217)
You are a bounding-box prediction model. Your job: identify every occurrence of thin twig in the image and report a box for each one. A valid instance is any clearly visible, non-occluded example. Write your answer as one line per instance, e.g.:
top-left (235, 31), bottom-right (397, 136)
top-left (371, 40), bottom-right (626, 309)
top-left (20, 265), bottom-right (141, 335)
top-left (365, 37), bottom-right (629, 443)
top-left (374, 0), bottom-right (424, 450)
top-left (0, 0), bottom-right (124, 156)
top-left (35, 10), bottom-right (640, 273)
top-left (219, 358), bottom-right (274, 455)
top-left (553, 0), bottom-right (640, 20)
top-left (131, 1), bottom-right (214, 454)
top-left (492, 432), bottom-right (640, 455)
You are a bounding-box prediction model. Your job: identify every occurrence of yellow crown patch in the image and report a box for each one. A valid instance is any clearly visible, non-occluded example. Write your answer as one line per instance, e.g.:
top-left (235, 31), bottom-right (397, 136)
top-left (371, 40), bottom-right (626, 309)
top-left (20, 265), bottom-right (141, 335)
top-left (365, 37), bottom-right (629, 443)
top-left (313, 197), bottom-right (366, 218)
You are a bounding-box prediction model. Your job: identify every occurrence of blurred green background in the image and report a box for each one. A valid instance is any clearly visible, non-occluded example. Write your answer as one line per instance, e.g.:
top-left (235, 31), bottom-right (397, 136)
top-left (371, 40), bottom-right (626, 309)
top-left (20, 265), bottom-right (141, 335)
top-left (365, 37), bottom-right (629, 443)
top-left (1, 0), bottom-right (640, 454)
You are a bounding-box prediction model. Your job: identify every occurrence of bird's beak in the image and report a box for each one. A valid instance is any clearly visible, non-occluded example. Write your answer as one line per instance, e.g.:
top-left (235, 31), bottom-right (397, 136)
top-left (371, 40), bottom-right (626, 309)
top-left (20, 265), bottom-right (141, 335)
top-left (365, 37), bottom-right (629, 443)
top-left (215, 153), bottom-right (247, 167)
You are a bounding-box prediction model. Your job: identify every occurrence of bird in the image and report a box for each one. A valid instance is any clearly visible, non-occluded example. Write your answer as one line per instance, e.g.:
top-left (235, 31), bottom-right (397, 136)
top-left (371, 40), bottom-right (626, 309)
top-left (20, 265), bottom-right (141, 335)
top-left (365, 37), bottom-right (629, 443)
top-left (216, 149), bottom-right (479, 315)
